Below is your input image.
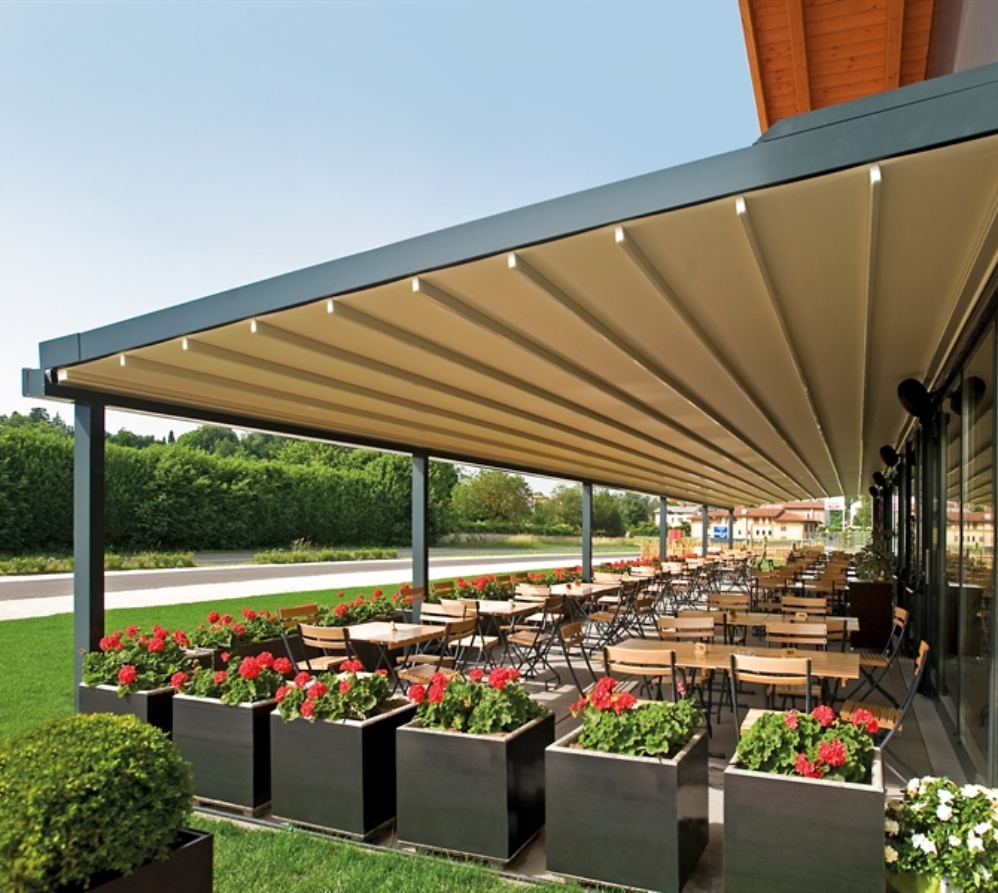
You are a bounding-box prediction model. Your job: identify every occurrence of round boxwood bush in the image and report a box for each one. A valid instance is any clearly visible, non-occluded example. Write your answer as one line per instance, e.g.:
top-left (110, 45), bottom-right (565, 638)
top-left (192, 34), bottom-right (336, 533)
top-left (0, 713), bottom-right (194, 892)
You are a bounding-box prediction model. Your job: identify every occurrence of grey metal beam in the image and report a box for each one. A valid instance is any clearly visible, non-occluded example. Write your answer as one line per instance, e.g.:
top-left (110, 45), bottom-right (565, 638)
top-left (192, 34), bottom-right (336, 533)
top-left (411, 452), bottom-right (429, 620)
top-left (728, 508), bottom-right (735, 549)
top-left (582, 483), bottom-right (593, 582)
top-left (659, 496), bottom-right (668, 562)
top-left (702, 504), bottom-right (709, 557)
top-left (37, 64), bottom-right (998, 371)
top-left (74, 401), bottom-right (105, 704)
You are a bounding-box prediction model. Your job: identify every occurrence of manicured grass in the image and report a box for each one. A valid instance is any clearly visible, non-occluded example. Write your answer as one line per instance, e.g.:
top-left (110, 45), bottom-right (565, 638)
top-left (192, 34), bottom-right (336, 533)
top-left (191, 815), bottom-right (580, 892)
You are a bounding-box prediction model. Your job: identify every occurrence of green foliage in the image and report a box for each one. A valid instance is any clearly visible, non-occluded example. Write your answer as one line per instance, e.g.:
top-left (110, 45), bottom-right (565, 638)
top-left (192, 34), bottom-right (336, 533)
top-left (886, 777), bottom-right (998, 889)
top-left (254, 544), bottom-right (397, 564)
top-left (854, 527), bottom-right (896, 582)
top-left (0, 714), bottom-right (193, 893)
top-left (315, 588), bottom-right (405, 626)
top-left (180, 652), bottom-right (292, 705)
top-left (82, 625), bottom-right (192, 694)
top-left (276, 661), bottom-right (394, 722)
top-left (451, 469), bottom-right (532, 525)
top-left (0, 552), bottom-right (195, 575)
top-left (735, 707), bottom-right (876, 784)
top-left (412, 668), bottom-right (548, 735)
top-left (572, 680), bottom-right (702, 758)
top-left (187, 606), bottom-right (283, 649)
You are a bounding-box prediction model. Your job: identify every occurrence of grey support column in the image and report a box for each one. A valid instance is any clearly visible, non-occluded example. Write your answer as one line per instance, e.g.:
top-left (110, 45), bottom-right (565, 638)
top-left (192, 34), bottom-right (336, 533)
top-left (728, 508), bottom-right (735, 549)
top-left (74, 401), bottom-right (105, 706)
top-left (659, 496), bottom-right (668, 562)
top-left (411, 452), bottom-right (429, 620)
top-left (582, 482), bottom-right (593, 582)
top-left (701, 504), bottom-right (709, 557)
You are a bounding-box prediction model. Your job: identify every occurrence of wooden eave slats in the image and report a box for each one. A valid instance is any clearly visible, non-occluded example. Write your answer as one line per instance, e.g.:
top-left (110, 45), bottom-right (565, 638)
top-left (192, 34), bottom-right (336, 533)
top-left (741, 0), bottom-right (936, 131)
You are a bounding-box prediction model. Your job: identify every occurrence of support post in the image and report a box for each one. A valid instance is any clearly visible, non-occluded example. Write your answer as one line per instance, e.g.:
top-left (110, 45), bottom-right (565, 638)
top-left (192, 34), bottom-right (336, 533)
top-left (701, 504), bottom-right (709, 557)
top-left (411, 452), bottom-right (429, 620)
top-left (74, 401), bottom-right (105, 707)
top-left (582, 482), bottom-right (593, 581)
top-left (728, 508), bottom-right (735, 549)
top-left (659, 496), bottom-right (668, 562)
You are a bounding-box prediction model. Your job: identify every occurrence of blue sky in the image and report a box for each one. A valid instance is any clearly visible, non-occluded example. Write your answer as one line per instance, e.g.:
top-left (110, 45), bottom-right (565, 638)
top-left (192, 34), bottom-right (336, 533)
top-left (1, 0), bottom-right (758, 480)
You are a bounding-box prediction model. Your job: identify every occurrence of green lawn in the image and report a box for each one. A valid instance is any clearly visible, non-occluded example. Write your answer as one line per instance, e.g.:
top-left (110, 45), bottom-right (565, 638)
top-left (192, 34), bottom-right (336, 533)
top-left (192, 815), bottom-right (581, 892)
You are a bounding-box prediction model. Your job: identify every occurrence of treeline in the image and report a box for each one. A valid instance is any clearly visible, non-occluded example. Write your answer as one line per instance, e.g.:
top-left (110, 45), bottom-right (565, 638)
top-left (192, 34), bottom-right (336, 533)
top-left (0, 413), bottom-right (455, 554)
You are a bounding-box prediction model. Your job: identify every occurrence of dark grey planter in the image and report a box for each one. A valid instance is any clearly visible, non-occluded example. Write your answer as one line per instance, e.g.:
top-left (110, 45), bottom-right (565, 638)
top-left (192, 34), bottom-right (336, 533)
top-left (396, 712), bottom-right (555, 861)
top-left (233, 635), bottom-right (298, 663)
top-left (172, 695), bottom-right (275, 810)
top-left (62, 829), bottom-right (212, 893)
top-left (546, 727), bottom-right (709, 892)
top-left (78, 684), bottom-right (173, 736)
top-left (723, 749), bottom-right (885, 893)
top-left (848, 581), bottom-right (894, 650)
top-left (270, 700), bottom-right (416, 838)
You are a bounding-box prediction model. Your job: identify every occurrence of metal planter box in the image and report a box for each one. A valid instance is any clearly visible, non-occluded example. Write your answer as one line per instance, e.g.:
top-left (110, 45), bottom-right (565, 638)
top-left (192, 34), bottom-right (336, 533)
top-left (723, 749), bottom-right (885, 893)
top-left (78, 684), bottom-right (174, 736)
top-left (396, 712), bottom-right (555, 861)
top-left (71, 829), bottom-right (212, 893)
top-left (172, 695), bottom-right (275, 811)
top-left (270, 701), bottom-right (417, 838)
top-left (545, 727), bottom-right (709, 892)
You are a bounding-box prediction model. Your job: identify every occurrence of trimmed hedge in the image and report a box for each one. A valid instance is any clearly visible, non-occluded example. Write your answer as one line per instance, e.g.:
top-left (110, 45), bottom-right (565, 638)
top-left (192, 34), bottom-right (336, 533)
top-left (0, 427), bottom-right (454, 553)
top-left (0, 713), bottom-right (194, 893)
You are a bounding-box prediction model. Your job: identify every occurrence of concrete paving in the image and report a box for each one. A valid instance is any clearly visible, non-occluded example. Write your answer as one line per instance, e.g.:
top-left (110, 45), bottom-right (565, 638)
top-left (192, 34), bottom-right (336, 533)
top-left (0, 551), bottom-right (637, 621)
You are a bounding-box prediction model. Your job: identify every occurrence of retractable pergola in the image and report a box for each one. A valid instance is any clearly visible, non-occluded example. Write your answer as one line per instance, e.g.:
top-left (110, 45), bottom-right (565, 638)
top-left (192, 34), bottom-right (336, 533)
top-left (25, 63), bottom-right (998, 689)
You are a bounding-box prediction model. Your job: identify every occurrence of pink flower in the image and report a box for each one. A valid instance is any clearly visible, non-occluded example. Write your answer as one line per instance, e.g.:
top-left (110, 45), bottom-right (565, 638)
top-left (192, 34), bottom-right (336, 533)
top-left (784, 709), bottom-right (799, 730)
top-left (118, 665), bottom-right (137, 686)
top-left (811, 705), bottom-right (835, 728)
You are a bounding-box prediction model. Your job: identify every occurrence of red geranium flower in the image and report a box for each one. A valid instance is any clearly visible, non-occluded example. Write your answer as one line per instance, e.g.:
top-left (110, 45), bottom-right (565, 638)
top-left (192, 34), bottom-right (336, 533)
top-left (409, 684), bottom-right (427, 704)
top-left (784, 709), bottom-right (799, 730)
top-left (231, 623), bottom-right (247, 638)
top-left (220, 614), bottom-right (233, 625)
top-left (850, 707), bottom-right (879, 734)
top-left (214, 670), bottom-right (228, 685)
top-left (275, 685), bottom-right (289, 703)
top-left (118, 665), bottom-right (137, 686)
top-left (125, 624), bottom-right (140, 638)
top-left (308, 681), bottom-right (329, 700)
top-left (294, 672), bottom-right (312, 687)
top-left (375, 668), bottom-right (388, 677)
top-left (468, 668), bottom-right (485, 682)
top-left (339, 659), bottom-right (364, 674)
top-left (170, 671), bottom-right (189, 692)
top-left (207, 611), bottom-right (220, 624)
top-left (339, 679), bottom-right (352, 694)
top-left (811, 705), bottom-right (835, 728)
top-left (273, 657), bottom-right (293, 674)
top-left (238, 656), bottom-right (262, 680)
top-left (817, 738), bottom-right (847, 768)
top-left (242, 608), bottom-right (257, 621)
top-left (427, 682), bottom-right (446, 703)
top-left (373, 589), bottom-right (383, 597)
top-left (794, 753), bottom-right (824, 779)
top-left (173, 629), bottom-right (190, 647)
top-left (146, 637), bottom-right (165, 653)
top-left (611, 692), bottom-right (637, 714)
top-left (256, 651), bottom-right (274, 669)
top-left (301, 700), bottom-right (315, 719)
top-left (99, 635), bottom-right (121, 652)
top-left (152, 625), bottom-right (168, 639)
top-left (220, 651), bottom-right (230, 663)
top-left (334, 604), bottom-right (348, 618)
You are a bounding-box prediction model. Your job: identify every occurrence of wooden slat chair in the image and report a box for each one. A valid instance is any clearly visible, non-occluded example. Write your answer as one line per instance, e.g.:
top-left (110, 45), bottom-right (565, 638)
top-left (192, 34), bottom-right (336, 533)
top-left (493, 573), bottom-right (514, 596)
top-left (557, 621), bottom-right (598, 695)
top-left (765, 621), bottom-right (828, 650)
top-left (603, 644), bottom-right (678, 702)
top-left (431, 580), bottom-right (456, 600)
top-left (708, 592), bottom-right (750, 644)
top-left (400, 585), bottom-right (427, 621)
top-left (781, 595), bottom-right (827, 617)
top-left (298, 623), bottom-right (355, 674)
top-left (840, 641), bottom-right (930, 781)
top-left (396, 616), bottom-right (479, 688)
top-left (632, 594), bottom-right (657, 637)
top-left (846, 606), bottom-right (909, 707)
top-left (445, 601), bottom-right (501, 669)
top-left (657, 615), bottom-right (717, 730)
top-left (511, 572), bottom-right (530, 585)
top-left (278, 602), bottom-right (318, 670)
top-left (505, 595), bottom-right (565, 689)
top-left (586, 580), bottom-right (637, 650)
top-left (729, 654), bottom-right (813, 737)
top-left (824, 617), bottom-right (850, 652)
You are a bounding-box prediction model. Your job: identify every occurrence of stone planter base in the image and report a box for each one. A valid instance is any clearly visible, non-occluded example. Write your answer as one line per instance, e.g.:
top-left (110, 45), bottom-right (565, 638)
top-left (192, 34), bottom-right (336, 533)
top-left (172, 695), bottom-right (274, 810)
top-left (63, 829), bottom-right (212, 893)
top-left (724, 750), bottom-right (885, 893)
top-left (78, 684), bottom-right (173, 736)
top-left (546, 727), bottom-right (709, 892)
top-left (396, 712), bottom-right (554, 861)
top-left (270, 701), bottom-right (416, 838)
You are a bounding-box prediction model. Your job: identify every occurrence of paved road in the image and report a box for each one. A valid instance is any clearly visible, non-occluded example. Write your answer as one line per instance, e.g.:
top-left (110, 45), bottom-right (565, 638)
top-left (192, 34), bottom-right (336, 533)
top-left (0, 551), bottom-right (638, 621)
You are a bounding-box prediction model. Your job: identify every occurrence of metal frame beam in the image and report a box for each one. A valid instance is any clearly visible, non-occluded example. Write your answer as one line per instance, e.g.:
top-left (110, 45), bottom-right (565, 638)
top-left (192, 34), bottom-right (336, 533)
top-left (582, 482), bottom-right (593, 581)
top-left (659, 496), bottom-right (668, 561)
top-left (412, 452), bottom-right (429, 618)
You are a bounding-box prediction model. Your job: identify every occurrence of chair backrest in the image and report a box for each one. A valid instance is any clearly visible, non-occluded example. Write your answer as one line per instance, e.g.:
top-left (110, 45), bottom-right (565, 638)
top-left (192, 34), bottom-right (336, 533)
top-left (431, 580), bottom-right (456, 599)
top-left (493, 573), bottom-right (513, 591)
top-left (657, 614), bottom-right (715, 641)
top-left (299, 623), bottom-right (352, 653)
top-left (765, 621), bottom-right (827, 649)
top-left (400, 586), bottom-right (426, 606)
top-left (593, 571), bottom-right (623, 583)
top-left (278, 602), bottom-right (318, 628)
top-left (880, 641), bottom-right (930, 748)
top-left (558, 620), bottom-right (586, 649)
top-left (634, 595), bottom-right (656, 617)
top-left (515, 583), bottom-right (551, 598)
top-left (824, 617), bottom-right (850, 650)
top-left (511, 572), bottom-right (530, 584)
top-left (604, 645), bottom-right (678, 699)
top-left (882, 606), bottom-right (910, 657)
top-left (781, 595), bottom-right (827, 615)
top-left (708, 593), bottom-right (750, 613)
top-left (420, 601), bottom-right (467, 624)
top-left (440, 616), bottom-right (478, 643)
top-left (730, 653), bottom-right (812, 734)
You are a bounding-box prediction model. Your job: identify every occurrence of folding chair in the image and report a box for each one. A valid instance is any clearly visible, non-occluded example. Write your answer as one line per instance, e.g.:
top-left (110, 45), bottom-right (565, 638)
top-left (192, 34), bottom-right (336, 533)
top-left (557, 621), bottom-right (597, 695)
top-left (400, 585), bottom-right (426, 621)
top-left (505, 595), bottom-right (566, 689)
top-left (278, 602), bottom-right (318, 670)
top-left (840, 641), bottom-right (930, 783)
top-left (765, 621), bottom-right (828, 650)
top-left (603, 644), bottom-right (678, 701)
top-left (730, 653), bottom-right (813, 738)
top-left (845, 606), bottom-right (909, 707)
top-left (781, 595), bottom-right (827, 618)
top-left (298, 623), bottom-right (356, 674)
top-left (657, 614), bottom-right (717, 731)
top-left (396, 616), bottom-right (479, 688)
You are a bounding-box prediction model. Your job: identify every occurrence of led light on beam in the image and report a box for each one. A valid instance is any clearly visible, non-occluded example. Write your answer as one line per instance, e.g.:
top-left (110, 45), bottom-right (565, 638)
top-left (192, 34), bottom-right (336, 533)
top-left (327, 299), bottom-right (334, 314)
top-left (614, 226), bottom-right (626, 244)
top-left (250, 319), bottom-right (258, 334)
top-left (119, 354), bottom-right (127, 367)
top-left (181, 338), bottom-right (189, 351)
top-left (57, 369), bottom-right (68, 383)
top-left (870, 164), bottom-right (882, 185)
top-left (735, 196), bottom-right (747, 217)
top-left (507, 253), bottom-right (518, 270)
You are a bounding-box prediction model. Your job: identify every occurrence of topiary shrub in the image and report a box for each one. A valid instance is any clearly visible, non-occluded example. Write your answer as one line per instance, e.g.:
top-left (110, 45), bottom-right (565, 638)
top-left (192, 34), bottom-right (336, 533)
top-left (0, 713), bottom-right (194, 892)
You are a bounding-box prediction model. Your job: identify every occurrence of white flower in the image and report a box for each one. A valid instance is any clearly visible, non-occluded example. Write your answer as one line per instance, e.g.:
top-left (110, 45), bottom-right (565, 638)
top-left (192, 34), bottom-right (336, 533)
top-left (975, 822), bottom-right (992, 836)
top-left (938, 789), bottom-right (955, 804)
top-left (909, 778), bottom-right (923, 795)
top-left (937, 804), bottom-right (954, 821)
top-left (885, 845), bottom-right (899, 864)
top-left (949, 835), bottom-right (962, 847)
top-left (885, 819), bottom-right (900, 835)
top-left (967, 833), bottom-right (984, 853)
top-left (962, 784), bottom-right (983, 798)
top-left (912, 833), bottom-right (937, 855)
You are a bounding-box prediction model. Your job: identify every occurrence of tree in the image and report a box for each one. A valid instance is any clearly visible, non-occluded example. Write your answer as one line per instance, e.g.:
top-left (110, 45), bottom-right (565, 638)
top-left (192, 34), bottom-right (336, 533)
top-left (176, 425), bottom-right (239, 455)
top-left (852, 494), bottom-right (872, 528)
top-left (107, 428), bottom-right (160, 449)
top-left (0, 408), bottom-right (71, 436)
top-left (618, 491), bottom-right (652, 530)
top-left (593, 489), bottom-right (626, 537)
top-left (546, 484), bottom-right (583, 531)
top-left (451, 470), bottom-right (532, 525)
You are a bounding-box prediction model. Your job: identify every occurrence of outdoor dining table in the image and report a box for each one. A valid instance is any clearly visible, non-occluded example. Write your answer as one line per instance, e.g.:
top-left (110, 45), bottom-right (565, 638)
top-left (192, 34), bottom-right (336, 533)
top-left (550, 581), bottom-right (620, 620)
top-left (346, 621), bottom-right (446, 689)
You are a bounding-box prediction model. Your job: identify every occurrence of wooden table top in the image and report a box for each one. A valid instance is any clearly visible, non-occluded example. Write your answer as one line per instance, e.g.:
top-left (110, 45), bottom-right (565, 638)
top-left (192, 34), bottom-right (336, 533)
top-left (706, 611), bottom-right (859, 631)
top-left (347, 622), bottom-right (444, 649)
top-left (475, 600), bottom-right (539, 617)
top-left (550, 582), bottom-right (620, 597)
top-left (612, 638), bottom-right (860, 680)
